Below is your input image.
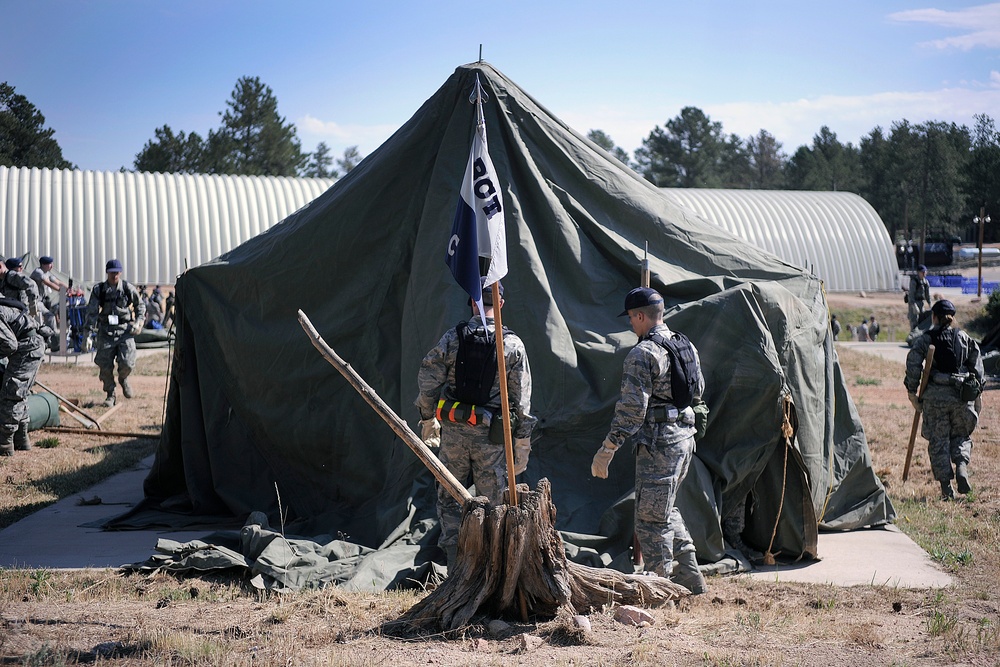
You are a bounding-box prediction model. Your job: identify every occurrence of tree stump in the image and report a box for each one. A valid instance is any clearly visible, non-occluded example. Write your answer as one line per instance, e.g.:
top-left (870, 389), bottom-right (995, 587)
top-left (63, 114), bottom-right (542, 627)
top-left (397, 478), bottom-right (689, 632)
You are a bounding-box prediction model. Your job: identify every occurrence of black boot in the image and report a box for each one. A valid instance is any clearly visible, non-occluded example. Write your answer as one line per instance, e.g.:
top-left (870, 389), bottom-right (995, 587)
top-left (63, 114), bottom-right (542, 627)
top-left (956, 463), bottom-right (971, 494)
top-left (0, 431), bottom-right (13, 456)
top-left (13, 422), bottom-right (30, 451)
top-left (670, 551), bottom-right (707, 595)
top-left (940, 480), bottom-right (955, 501)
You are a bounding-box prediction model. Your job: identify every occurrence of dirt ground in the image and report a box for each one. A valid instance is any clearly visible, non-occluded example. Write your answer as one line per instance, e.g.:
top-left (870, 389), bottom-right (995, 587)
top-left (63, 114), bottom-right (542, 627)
top-left (3, 288), bottom-right (1000, 665)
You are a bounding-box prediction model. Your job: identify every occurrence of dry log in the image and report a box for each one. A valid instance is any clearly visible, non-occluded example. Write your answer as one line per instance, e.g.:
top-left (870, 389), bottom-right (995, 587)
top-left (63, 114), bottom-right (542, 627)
top-left (395, 478), bottom-right (688, 633)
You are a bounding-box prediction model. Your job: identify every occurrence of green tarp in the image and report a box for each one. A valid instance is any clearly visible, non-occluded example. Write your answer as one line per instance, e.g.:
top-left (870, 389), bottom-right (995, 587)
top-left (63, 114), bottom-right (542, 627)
top-left (113, 62), bottom-right (894, 588)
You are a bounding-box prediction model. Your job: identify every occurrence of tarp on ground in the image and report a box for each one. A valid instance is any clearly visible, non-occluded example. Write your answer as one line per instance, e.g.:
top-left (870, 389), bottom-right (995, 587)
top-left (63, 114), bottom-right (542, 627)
top-left (110, 62), bottom-right (894, 588)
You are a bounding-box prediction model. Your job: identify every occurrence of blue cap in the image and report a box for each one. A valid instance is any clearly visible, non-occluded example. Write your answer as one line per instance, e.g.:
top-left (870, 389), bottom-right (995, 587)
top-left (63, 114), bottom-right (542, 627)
top-left (917, 264), bottom-right (927, 272)
top-left (468, 277), bottom-right (504, 306)
top-left (931, 299), bottom-right (956, 316)
top-left (620, 287), bottom-right (664, 316)
top-left (40, 256), bottom-right (54, 265)
top-left (5, 257), bottom-right (22, 269)
top-left (105, 259), bottom-right (123, 273)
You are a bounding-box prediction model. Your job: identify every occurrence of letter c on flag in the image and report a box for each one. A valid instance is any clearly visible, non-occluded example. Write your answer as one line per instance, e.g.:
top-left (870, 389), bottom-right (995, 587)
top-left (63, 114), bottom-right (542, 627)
top-left (448, 234), bottom-right (460, 256)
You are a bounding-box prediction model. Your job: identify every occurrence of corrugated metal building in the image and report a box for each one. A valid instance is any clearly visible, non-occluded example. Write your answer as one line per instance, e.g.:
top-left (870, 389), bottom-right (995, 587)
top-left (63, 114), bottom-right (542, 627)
top-left (1, 167), bottom-right (895, 291)
top-left (0, 166), bottom-right (335, 285)
top-left (662, 188), bottom-right (898, 292)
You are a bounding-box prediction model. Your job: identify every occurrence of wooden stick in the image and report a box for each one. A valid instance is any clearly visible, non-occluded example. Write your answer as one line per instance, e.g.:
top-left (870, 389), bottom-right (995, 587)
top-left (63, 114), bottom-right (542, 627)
top-left (297, 309), bottom-right (473, 505)
top-left (903, 345), bottom-right (935, 482)
top-left (58, 403), bottom-right (97, 429)
top-left (490, 281), bottom-right (518, 508)
top-left (33, 379), bottom-right (103, 430)
top-left (95, 401), bottom-right (124, 425)
top-left (39, 426), bottom-right (159, 438)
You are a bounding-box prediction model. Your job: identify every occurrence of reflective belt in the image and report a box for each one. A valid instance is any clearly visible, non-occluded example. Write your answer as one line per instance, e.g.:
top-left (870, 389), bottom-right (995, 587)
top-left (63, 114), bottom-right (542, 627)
top-left (436, 399), bottom-right (490, 427)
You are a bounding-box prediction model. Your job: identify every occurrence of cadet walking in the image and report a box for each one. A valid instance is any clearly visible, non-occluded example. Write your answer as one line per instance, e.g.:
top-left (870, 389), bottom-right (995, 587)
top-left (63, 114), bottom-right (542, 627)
top-left (907, 265), bottom-right (931, 331)
top-left (415, 279), bottom-right (536, 569)
top-left (905, 299), bottom-right (984, 499)
top-left (82, 259), bottom-right (145, 406)
top-left (591, 287), bottom-right (708, 594)
top-left (0, 298), bottom-right (44, 455)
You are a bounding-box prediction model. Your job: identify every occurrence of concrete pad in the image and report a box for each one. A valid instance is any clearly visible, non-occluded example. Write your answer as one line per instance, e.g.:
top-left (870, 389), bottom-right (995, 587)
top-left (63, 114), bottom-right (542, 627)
top-left (0, 457), bottom-right (953, 589)
top-left (746, 525), bottom-right (953, 588)
top-left (837, 341), bottom-right (911, 365)
top-left (0, 455), bottom-right (205, 569)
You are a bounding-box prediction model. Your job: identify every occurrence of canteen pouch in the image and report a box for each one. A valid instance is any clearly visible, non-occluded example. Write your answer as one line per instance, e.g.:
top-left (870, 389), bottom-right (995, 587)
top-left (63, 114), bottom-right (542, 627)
top-left (488, 410), bottom-right (519, 444)
top-left (960, 375), bottom-right (982, 402)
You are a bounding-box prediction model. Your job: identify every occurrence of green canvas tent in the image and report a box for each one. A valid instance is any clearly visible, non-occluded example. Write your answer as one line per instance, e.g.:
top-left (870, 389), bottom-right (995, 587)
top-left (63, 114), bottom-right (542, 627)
top-left (117, 62), bottom-right (894, 588)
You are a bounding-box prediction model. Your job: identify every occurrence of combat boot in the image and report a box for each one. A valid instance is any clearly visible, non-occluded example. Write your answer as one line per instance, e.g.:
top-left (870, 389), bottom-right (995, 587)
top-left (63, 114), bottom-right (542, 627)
top-left (13, 422), bottom-right (30, 451)
top-left (956, 463), bottom-right (971, 494)
top-left (940, 480), bottom-right (955, 501)
top-left (0, 431), bottom-right (13, 456)
top-left (670, 551), bottom-right (707, 595)
top-left (103, 393), bottom-right (116, 408)
top-left (120, 377), bottom-right (133, 399)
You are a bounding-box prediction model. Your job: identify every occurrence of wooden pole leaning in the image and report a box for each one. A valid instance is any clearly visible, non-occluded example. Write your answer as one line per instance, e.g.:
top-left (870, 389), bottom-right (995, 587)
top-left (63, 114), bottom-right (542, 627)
top-left (297, 309), bottom-right (473, 505)
top-left (33, 379), bottom-right (102, 430)
top-left (903, 344), bottom-right (935, 482)
top-left (490, 281), bottom-right (519, 507)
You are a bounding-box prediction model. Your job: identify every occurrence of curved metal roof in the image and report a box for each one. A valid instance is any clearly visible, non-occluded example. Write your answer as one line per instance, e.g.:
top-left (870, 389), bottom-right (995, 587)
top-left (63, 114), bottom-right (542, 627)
top-left (661, 189), bottom-right (898, 292)
top-left (0, 166), bottom-right (335, 285)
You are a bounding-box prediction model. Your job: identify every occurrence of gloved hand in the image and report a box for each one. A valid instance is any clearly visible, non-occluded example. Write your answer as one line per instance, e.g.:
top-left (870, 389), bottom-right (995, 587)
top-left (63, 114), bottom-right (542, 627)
top-left (131, 321), bottom-right (145, 336)
top-left (419, 418), bottom-right (440, 449)
top-left (591, 439), bottom-right (619, 479)
top-left (513, 437), bottom-right (531, 474)
top-left (908, 392), bottom-right (921, 413)
top-left (692, 397), bottom-right (710, 440)
top-left (82, 335), bottom-right (94, 353)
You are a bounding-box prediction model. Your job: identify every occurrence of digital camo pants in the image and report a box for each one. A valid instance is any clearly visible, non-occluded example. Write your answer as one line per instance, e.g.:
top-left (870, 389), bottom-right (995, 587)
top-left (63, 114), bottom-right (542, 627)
top-left (635, 435), bottom-right (697, 577)
top-left (436, 422), bottom-right (508, 549)
top-left (94, 331), bottom-right (136, 394)
top-left (922, 397), bottom-right (978, 482)
top-left (0, 336), bottom-right (44, 436)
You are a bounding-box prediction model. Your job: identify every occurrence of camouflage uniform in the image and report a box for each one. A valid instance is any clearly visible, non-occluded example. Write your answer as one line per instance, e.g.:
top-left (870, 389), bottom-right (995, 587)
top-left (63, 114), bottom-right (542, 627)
top-left (905, 325), bottom-right (983, 485)
top-left (907, 274), bottom-right (930, 330)
top-left (0, 302), bottom-right (44, 454)
top-left (606, 323), bottom-right (705, 577)
top-left (415, 314), bottom-right (536, 551)
top-left (83, 280), bottom-right (145, 399)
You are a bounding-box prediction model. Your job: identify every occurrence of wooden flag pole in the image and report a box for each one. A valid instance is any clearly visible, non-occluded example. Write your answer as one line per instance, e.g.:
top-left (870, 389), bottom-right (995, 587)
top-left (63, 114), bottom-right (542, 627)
top-left (903, 345), bottom-right (935, 482)
top-left (490, 281), bottom-right (518, 507)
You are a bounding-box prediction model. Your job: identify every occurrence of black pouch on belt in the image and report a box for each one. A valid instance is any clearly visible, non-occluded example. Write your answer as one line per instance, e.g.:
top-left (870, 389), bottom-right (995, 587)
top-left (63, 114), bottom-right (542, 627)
top-left (488, 410), bottom-right (519, 444)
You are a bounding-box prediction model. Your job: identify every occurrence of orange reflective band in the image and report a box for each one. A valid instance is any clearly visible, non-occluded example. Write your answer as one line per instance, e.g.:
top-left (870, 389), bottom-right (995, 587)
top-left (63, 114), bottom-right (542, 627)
top-left (435, 399), bottom-right (445, 422)
top-left (467, 407), bottom-right (477, 426)
top-left (448, 402), bottom-right (460, 423)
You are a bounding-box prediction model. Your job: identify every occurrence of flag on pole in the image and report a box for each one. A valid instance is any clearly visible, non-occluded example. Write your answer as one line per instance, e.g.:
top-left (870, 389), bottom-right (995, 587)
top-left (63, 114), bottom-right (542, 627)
top-left (445, 75), bottom-right (508, 316)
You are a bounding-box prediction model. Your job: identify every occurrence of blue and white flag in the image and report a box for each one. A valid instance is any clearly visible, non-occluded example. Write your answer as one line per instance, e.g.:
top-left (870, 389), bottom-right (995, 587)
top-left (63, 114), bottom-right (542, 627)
top-left (445, 75), bottom-right (507, 317)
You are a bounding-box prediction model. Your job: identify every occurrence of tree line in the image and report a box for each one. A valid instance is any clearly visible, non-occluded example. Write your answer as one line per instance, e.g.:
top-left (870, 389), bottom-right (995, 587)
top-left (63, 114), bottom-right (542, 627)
top-left (3, 78), bottom-right (998, 243)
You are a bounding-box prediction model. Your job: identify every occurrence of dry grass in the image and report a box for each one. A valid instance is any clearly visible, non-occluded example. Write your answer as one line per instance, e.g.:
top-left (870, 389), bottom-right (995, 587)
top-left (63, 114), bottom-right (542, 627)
top-left (3, 311), bottom-right (1000, 664)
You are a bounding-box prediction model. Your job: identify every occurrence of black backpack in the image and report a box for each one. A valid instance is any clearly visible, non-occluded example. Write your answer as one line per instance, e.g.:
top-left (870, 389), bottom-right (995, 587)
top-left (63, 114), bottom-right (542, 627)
top-left (649, 331), bottom-right (700, 410)
top-left (928, 326), bottom-right (963, 374)
top-left (453, 321), bottom-right (508, 406)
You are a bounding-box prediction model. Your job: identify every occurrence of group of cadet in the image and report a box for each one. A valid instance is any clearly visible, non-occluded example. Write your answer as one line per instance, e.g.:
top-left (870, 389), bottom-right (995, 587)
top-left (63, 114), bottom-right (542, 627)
top-left (414, 279), bottom-right (709, 594)
top-left (0, 255), bottom-right (147, 455)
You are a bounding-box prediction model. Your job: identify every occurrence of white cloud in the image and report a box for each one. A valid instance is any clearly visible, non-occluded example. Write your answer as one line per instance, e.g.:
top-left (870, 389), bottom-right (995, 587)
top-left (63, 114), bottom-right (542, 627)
top-left (297, 114), bottom-right (398, 153)
top-left (992, 70), bottom-right (1000, 85)
top-left (889, 3), bottom-right (1000, 50)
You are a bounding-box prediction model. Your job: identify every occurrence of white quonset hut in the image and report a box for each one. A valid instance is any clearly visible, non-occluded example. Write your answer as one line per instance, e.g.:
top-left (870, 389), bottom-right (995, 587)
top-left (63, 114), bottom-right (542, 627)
top-left (0, 166), bottom-right (336, 285)
top-left (662, 188), bottom-right (898, 292)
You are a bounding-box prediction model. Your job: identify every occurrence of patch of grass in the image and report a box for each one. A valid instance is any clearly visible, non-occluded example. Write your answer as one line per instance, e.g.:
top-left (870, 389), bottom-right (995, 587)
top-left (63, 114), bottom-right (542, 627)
top-left (36, 437), bottom-right (59, 449)
top-left (855, 377), bottom-right (882, 386)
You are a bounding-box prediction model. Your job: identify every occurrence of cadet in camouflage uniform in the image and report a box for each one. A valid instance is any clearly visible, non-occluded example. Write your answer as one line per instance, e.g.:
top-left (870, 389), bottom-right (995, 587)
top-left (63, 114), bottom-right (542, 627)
top-left (591, 287), bottom-right (707, 594)
top-left (415, 280), bottom-right (536, 568)
top-left (2, 257), bottom-right (42, 318)
top-left (905, 299), bottom-right (983, 500)
top-left (907, 265), bottom-right (931, 331)
top-left (0, 298), bottom-right (44, 455)
top-left (82, 259), bottom-right (146, 407)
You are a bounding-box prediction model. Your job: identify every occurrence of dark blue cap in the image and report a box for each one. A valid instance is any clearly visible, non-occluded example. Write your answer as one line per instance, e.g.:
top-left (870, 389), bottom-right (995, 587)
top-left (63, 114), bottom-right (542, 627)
top-left (468, 277), bottom-right (503, 306)
top-left (917, 264), bottom-right (927, 272)
top-left (40, 256), bottom-right (54, 265)
top-left (932, 299), bottom-right (956, 316)
top-left (5, 257), bottom-right (22, 269)
top-left (105, 259), bottom-right (123, 273)
top-left (620, 287), bottom-right (663, 316)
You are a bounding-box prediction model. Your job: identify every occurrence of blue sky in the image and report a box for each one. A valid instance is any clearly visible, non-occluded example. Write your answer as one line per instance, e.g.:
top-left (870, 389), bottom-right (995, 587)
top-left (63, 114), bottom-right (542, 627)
top-left (4, 1), bottom-right (1000, 172)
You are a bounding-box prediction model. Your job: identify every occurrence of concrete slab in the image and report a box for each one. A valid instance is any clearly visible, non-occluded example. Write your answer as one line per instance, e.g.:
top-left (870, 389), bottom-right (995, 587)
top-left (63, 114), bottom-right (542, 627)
top-left (0, 455), bottom-right (204, 569)
top-left (746, 526), bottom-right (953, 588)
top-left (0, 457), bottom-right (954, 589)
top-left (837, 341), bottom-right (911, 365)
